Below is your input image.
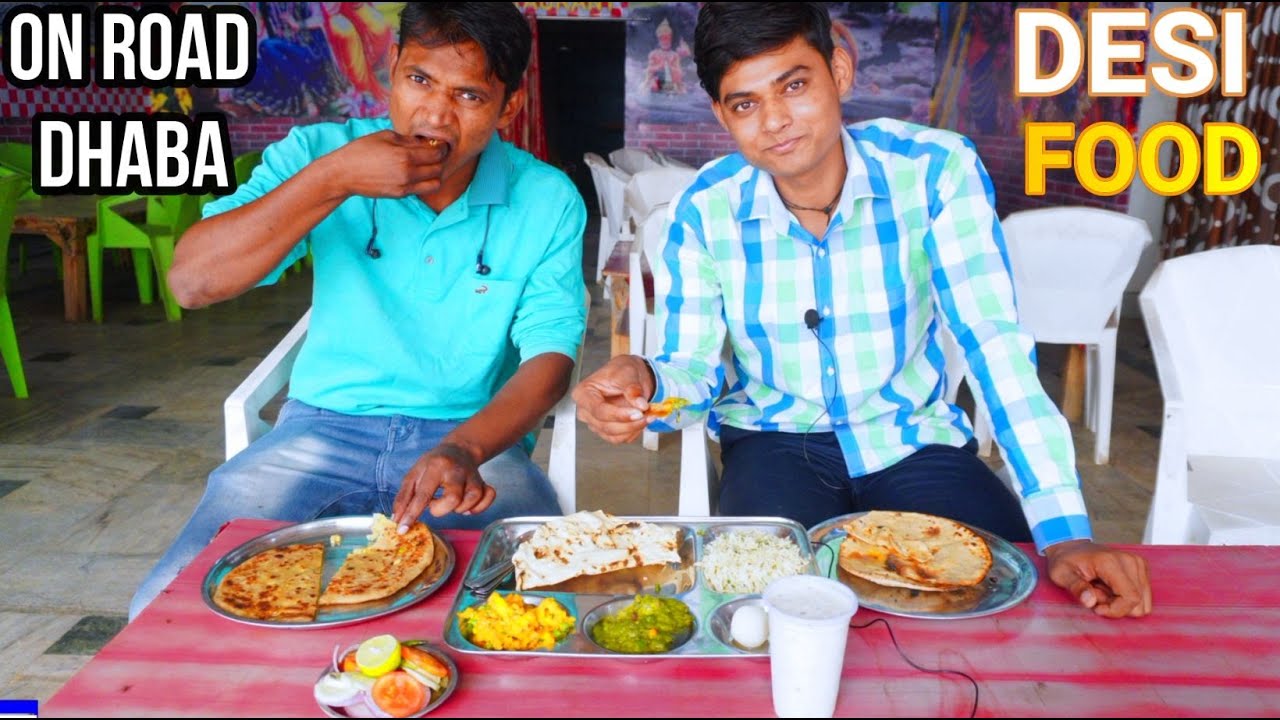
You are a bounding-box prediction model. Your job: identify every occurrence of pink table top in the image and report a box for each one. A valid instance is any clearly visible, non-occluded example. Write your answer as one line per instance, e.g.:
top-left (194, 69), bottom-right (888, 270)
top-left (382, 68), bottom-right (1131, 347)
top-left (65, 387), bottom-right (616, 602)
top-left (42, 519), bottom-right (1280, 717)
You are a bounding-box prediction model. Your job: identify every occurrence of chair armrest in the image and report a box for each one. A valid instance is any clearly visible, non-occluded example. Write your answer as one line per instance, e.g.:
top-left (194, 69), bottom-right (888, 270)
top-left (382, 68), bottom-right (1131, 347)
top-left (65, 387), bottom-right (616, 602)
top-left (224, 309), bottom-right (311, 460)
top-left (1143, 401), bottom-right (1190, 543)
top-left (678, 422), bottom-right (714, 516)
top-left (546, 289), bottom-right (591, 513)
top-left (628, 247), bottom-right (646, 356)
top-left (547, 386), bottom-right (577, 515)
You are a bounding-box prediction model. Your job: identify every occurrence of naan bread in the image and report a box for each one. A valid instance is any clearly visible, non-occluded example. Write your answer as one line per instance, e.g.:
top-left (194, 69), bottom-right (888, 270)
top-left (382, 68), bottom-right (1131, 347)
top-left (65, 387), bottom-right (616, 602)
top-left (213, 543), bottom-right (325, 622)
top-left (838, 511), bottom-right (992, 592)
top-left (320, 514), bottom-right (435, 606)
top-left (512, 510), bottom-right (681, 591)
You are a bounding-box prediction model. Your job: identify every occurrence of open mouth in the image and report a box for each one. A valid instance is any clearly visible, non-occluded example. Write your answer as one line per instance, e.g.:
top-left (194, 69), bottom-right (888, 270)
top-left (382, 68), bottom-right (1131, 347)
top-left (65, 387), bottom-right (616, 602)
top-left (419, 136), bottom-right (453, 158)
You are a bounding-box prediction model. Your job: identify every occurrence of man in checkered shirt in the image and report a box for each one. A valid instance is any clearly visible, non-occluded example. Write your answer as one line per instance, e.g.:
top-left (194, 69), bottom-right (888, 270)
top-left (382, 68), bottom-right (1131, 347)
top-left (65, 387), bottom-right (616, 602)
top-left (575, 2), bottom-right (1151, 619)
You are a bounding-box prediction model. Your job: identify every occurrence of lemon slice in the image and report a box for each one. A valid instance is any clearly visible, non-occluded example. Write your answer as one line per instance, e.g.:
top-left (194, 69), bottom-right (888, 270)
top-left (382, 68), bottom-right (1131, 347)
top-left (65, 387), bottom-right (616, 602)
top-left (355, 634), bottom-right (402, 677)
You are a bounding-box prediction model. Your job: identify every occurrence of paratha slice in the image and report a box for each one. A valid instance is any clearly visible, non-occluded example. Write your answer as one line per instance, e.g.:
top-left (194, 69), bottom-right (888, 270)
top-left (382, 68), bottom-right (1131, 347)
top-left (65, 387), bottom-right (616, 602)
top-left (213, 542), bottom-right (325, 622)
top-left (838, 511), bottom-right (992, 592)
top-left (319, 514), bottom-right (435, 606)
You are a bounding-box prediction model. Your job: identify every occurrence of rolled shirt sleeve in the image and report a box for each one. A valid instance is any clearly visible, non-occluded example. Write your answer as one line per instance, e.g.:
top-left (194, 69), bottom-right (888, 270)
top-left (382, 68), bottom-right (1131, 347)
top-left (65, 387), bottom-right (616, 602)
top-left (510, 181), bottom-right (589, 364)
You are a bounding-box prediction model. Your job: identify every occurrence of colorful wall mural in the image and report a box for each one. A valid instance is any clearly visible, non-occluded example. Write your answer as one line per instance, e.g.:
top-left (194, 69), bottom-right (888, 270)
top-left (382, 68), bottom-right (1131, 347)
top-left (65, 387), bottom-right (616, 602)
top-left (625, 2), bottom-right (938, 128)
top-left (932, 2), bottom-right (1150, 137)
top-left (178, 2), bottom-right (628, 120)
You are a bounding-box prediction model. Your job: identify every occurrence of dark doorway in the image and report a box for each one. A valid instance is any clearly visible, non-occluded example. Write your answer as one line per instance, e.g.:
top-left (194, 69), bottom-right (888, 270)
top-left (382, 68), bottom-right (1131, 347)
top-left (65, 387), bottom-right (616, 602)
top-left (537, 19), bottom-right (625, 217)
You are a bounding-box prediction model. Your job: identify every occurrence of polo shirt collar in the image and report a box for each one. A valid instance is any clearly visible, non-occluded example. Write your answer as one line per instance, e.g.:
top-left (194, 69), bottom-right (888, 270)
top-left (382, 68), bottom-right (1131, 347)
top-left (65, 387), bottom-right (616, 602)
top-left (405, 132), bottom-right (509, 224)
top-left (467, 132), bottom-right (511, 207)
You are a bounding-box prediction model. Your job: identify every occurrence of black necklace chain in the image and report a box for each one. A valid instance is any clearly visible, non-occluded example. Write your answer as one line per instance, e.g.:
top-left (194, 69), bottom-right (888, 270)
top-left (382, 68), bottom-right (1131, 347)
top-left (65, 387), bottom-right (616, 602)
top-left (779, 184), bottom-right (843, 217)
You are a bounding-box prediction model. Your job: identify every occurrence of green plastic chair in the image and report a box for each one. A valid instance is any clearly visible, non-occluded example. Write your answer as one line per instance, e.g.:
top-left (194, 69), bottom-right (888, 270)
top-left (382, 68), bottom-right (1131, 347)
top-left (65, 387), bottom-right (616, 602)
top-left (199, 149), bottom-right (264, 212)
top-left (234, 150), bottom-right (263, 183)
top-left (0, 142), bottom-right (43, 276)
top-left (87, 193), bottom-right (201, 323)
top-left (0, 171), bottom-right (30, 397)
top-left (0, 143), bottom-right (34, 193)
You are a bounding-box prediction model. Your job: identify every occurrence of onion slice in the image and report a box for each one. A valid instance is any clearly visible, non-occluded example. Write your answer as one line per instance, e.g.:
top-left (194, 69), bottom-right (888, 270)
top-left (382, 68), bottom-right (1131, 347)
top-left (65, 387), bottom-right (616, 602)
top-left (314, 671), bottom-right (364, 708)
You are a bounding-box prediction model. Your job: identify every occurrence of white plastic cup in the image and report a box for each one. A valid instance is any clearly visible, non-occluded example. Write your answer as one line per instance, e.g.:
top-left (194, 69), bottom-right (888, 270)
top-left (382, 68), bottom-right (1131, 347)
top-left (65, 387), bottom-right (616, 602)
top-left (762, 575), bottom-right (859, 718)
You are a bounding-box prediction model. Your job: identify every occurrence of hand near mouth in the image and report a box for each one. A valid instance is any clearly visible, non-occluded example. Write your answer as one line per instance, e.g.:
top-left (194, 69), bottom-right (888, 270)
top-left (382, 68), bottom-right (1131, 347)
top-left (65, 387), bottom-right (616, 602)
top-left (331, 130), bottom-right (449, 199)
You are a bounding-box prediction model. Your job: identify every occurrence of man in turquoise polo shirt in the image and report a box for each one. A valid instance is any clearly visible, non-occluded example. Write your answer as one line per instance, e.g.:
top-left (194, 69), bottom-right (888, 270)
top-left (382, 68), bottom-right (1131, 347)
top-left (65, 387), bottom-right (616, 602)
top-left (129, 3), bottom-right (586, 620)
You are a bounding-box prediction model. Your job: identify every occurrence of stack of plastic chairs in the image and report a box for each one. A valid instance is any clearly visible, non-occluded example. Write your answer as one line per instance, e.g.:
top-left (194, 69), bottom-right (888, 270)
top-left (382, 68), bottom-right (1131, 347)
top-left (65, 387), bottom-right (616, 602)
top-left (608, 147), bottom-right (663, 175)
top-left (583, 152), bottom-right (622, 286)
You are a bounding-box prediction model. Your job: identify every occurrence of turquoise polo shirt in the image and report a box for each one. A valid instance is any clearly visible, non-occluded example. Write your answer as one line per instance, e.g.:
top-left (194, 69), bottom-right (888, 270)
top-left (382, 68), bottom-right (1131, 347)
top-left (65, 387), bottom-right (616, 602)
top-left (204, 117), bottom-right (587, 429)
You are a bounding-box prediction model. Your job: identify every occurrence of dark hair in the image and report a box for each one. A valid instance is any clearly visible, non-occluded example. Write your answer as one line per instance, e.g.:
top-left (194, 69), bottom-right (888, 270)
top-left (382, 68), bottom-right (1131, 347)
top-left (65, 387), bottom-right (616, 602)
top-left (693, 2), bottom-right (834, 102)
top-left (398, 2), bottom-right (531, 101)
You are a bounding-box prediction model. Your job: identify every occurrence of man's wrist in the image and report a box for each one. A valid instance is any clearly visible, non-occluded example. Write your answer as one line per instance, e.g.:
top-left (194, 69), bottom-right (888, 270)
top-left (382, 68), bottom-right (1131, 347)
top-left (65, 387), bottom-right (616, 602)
top-left (1043, 538), bottom-right (1093, 560)
top-left (308, 152), bottom-right (351, 204)
top-left (436, 438), bottom-right (485, 467)
top-left (628, 354), bottom-right (658, 400)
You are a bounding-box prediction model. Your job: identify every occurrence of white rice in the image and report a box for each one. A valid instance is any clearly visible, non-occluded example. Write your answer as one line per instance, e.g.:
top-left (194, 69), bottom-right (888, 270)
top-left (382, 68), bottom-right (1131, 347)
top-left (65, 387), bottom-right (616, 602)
top-left (698, 530), bottom-right (809, 594)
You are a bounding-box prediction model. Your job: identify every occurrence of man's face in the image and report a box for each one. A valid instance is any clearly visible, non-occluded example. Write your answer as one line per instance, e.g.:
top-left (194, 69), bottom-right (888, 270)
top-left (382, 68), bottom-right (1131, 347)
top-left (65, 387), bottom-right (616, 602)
top-left (711, 37), bottom-right (853, 182)
top-left (387, 39), bottom-right (523, 182)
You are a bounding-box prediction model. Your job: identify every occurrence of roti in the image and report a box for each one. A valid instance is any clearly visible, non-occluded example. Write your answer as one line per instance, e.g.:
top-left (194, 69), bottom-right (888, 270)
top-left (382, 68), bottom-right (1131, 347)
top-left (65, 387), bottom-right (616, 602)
top-left (319, 514), bottom-right (435, 606)
top-left (213, 542), bottom-right (325, 622)
top-left (837, 511), bottom-right (992, 592)
top-left (512, 510), bottom-right (681, 591)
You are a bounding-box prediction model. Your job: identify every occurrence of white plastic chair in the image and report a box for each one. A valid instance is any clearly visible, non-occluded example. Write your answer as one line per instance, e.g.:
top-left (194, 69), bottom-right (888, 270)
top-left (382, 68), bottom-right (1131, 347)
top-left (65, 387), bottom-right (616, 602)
top-left (965, 207), bottom-right (1152, 465)
top-left (654, 151), bottom-right (694, 170)
top-left (608, 147), bottom-right (663, 175)
top-left (1139, 245), bottom-right (1280, 545)
top-left (224, 294), bottom-right (590, 514)
top-left (595, 164), bottom-right (632, 299)
top-left (674, 340), bottom-right (737, 516)
top-left (583, 153), bottom-right (613, 283)
top-left (583, 152), bottom-right (632, 289)
top-left (623, 167), bottom-right (698, 227)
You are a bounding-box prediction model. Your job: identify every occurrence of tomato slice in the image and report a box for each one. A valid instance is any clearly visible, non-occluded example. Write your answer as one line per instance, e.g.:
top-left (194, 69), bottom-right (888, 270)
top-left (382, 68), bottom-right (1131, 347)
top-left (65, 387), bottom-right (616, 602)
top-left (372, 670), bottom-right (428, 718)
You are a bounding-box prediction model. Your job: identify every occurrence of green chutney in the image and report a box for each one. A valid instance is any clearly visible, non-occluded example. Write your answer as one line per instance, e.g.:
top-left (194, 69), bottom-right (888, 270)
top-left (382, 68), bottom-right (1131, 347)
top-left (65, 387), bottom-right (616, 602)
top-left (590, 595), bottom-right (695, 653)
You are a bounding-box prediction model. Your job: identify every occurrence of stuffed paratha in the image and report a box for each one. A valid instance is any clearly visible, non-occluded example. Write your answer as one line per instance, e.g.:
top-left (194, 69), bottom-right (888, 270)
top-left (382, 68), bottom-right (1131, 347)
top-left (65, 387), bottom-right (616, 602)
top-left (213, 542), bottom-right (326, 622)
top-left (319, 514), bottom-right (435, 606)
top-left (838, 511), bottom-right (992, 592)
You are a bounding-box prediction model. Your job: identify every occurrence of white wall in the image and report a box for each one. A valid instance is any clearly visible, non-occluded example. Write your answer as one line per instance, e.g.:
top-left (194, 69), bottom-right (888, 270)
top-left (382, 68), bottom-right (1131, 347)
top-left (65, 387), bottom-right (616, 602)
top-left (1124, 1), bottom-right (1190, 312)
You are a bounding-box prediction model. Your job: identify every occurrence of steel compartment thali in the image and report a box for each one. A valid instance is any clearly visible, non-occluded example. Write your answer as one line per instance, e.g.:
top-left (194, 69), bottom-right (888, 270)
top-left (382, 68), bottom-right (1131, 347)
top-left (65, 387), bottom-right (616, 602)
top-left (202, 515), bottom-right (455, 629)
top-left (807, 512), bottom-right (1037, 620)
top-left (442, 515), bottom-right (819, 658)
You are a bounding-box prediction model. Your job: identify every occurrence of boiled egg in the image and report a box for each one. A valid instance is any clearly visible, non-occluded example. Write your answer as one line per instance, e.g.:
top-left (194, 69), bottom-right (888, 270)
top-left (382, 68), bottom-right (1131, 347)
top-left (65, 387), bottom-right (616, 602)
top-left (730, 604), bottom-right (768, 649)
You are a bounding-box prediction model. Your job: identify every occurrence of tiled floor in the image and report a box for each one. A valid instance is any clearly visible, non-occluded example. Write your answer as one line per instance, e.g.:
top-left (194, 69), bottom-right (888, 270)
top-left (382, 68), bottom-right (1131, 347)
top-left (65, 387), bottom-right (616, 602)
top-left (0, 231), bottom-right (1165, 704)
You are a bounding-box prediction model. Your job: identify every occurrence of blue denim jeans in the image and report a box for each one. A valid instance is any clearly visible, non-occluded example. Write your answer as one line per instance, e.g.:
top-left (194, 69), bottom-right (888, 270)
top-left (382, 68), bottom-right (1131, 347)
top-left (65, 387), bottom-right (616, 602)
top-left (128, 399), bottom-right (560, 620)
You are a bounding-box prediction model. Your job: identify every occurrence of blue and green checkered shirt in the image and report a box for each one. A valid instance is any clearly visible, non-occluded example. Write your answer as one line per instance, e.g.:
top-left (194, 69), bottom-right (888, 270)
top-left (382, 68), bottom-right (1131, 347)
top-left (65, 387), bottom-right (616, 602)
top-left (645, 118), bottom-right (1092, 552)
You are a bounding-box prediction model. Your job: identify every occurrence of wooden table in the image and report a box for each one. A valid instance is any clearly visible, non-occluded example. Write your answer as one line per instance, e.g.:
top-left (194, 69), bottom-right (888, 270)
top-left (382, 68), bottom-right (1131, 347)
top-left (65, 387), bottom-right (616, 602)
top-left (41, 518), bottom-right (1280, 717)
top-left (13, 195), bottom-right (145, 322)
top-left (601, 238), bottom-right (639, 357)
top-left (1061, 344), bottom-right (1087, 423)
